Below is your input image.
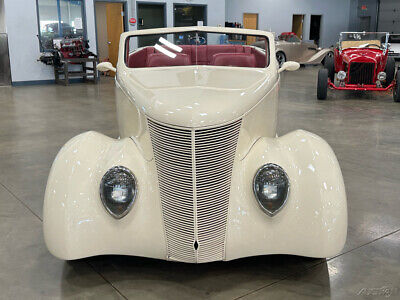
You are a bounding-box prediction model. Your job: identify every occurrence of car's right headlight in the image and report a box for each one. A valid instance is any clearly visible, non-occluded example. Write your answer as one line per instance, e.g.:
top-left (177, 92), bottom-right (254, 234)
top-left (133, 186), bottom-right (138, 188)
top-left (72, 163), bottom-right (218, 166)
top-left (253, 164), bottom-right (289, 216)
top-left (100, 166), bottom-right (137, 219)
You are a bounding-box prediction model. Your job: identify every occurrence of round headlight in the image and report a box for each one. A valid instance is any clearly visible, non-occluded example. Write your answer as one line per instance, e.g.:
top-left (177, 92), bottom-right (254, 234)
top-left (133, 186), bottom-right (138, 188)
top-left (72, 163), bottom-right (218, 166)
top-left (337, 71), bottom-right (346, 81)
top-left (100, 166), bottom-right (137, 219)
top-left (377, 72), bottom-right (386, 81)
top-left (253, 164), bottom-right (289, 216)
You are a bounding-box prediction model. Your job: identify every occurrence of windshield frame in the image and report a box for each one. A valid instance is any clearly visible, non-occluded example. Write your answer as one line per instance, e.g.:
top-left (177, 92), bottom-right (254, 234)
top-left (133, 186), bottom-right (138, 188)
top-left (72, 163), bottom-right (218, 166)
top-left (120, 26), bottom-right (272, 70)
top-left (339, 32), bottom-right (389, 54)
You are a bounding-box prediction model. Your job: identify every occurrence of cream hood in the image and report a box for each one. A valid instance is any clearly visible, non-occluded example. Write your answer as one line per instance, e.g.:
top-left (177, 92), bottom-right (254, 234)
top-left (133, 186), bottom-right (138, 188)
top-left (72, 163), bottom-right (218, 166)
top-left (117, 66), bottom-right (277, 128)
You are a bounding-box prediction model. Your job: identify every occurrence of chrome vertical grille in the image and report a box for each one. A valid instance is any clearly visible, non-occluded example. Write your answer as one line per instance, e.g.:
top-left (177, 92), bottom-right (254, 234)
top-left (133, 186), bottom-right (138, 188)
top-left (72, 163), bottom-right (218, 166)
top-left (148, 121), bottom-right (195, 263)
top-left (148, 119), bottom-right (241, 263)
top-left (195, 121), bottom-right (241, 262)
top-left (348, 62), bottom-right (375, 84)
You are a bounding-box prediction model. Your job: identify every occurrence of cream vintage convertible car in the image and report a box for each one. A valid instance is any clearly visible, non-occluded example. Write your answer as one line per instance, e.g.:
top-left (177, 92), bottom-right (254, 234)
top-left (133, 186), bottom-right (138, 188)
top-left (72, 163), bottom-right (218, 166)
top-left (44, 27), bottom-right (347, 263)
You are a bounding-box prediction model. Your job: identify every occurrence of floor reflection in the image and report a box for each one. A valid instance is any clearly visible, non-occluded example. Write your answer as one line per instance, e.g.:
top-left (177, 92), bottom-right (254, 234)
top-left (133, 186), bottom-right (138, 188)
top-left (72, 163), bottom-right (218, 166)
top-left (61, 254), bottom-right (331, 298)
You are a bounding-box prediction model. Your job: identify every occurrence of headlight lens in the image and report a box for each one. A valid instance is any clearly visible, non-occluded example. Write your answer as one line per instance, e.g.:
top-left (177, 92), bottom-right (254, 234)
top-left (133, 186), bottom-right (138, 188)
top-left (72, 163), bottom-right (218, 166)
top-left (377, 72), bottom-right (386, 81)
top-left (253, 164), bottom-right (289, 216)
top-left (337, 71), bottom-right (346, 81)
top-left (100, 166), bottom-right (137, 219)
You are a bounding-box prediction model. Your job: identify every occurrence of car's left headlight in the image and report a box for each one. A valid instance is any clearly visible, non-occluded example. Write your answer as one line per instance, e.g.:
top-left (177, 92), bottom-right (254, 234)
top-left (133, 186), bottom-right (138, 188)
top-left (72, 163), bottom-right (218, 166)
top-left (253, 164), bottom-right (289, 216)
top-left (337, 71), bottom-right (346, 81)
top-left (100, 166), bottom-right (137, 219)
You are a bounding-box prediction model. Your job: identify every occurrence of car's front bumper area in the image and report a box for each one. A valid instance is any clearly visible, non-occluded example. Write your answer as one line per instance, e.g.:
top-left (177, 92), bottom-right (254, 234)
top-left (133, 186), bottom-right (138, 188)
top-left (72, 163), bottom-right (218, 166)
top-left (43, 130), bottom-right (347, 262)
top-left (328, 80), bottom-right (394, 91)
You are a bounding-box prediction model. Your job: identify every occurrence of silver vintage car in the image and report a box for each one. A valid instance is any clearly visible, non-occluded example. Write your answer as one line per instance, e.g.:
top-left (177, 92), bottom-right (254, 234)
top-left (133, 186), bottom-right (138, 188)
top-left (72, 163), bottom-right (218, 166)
top-left (253, 32), bottom-right (333, 66)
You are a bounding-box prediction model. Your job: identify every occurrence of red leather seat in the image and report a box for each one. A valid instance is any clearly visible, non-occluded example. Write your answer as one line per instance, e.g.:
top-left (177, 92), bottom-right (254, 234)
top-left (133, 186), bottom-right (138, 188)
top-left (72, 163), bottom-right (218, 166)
top-left (206, 45), bottom-right (237, 63)
top-left (211, 53), bottom-right (257, 68)
top-left (146, 53), bottom-right (191, 67)
top-left (128, 47), bottom-right (155, 68)
top-left (128, 45), bottom-right (266, 68)
top-left (178, 45), bottom-right (193, 57)
top-left (194, 45), bottom-right (208, 65)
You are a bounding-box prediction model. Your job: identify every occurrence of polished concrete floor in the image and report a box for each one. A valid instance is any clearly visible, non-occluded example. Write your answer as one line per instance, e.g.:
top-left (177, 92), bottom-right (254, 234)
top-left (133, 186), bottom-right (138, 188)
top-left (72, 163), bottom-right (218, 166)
top-left (0, 66), bottom-right (399, 299)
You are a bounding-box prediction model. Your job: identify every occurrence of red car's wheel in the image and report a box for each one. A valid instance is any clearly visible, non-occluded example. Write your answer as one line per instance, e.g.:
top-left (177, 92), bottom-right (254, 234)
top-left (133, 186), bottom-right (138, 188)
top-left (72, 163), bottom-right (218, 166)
top-left (385, 57), bottom-right (396, 88)
top-left (317, 69), bottom-right (328, 100)
top-left (323, 54), bottom-right (335, 82)
top-left (394, 71), bottom-right (400, 102)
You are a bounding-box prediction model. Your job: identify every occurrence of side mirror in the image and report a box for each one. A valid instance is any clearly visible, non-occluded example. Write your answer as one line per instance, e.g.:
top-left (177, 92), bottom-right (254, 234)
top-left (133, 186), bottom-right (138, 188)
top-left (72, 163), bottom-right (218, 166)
top-left (278, 61), bottom-right (300, 73)
top-left (97, 62), bottom-right (116, 73)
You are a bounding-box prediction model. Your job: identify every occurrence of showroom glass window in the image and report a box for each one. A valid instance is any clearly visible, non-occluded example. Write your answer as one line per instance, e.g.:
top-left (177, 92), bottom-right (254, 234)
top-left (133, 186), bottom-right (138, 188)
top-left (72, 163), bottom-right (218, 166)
top-left (37, 0), bottom-right (86, 50)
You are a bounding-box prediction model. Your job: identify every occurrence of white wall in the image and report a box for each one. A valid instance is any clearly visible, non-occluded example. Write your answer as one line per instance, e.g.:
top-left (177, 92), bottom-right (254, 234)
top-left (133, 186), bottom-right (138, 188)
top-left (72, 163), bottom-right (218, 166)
top-left (86, 0), bottom-right (97, 54)
top-left (4, 0), bottom-right (52, 82)
top-left (3, 0), bottom-right (96, 83)
top-left (2, 0), bottom-right (357, 83)
top-left (226, 0), bottom-right (351, 47)
top-left (3, 0), bottom-right (224, 83)
top-left (129, 0), bottom-right (225, 29)
top-left (126, 0), bottom-right (225, 48)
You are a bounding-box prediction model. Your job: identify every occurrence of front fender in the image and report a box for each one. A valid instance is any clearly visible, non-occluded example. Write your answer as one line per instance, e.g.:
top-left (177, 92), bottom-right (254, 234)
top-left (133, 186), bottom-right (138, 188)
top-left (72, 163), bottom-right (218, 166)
top-left (225, 130), bottom-right (347, 259)
top-left (43, 131), bottom-right (166, 260)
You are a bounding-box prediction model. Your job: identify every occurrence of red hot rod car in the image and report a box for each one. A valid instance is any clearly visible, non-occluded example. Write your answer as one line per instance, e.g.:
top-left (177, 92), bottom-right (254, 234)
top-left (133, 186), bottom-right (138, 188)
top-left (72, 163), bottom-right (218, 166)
top-left (317, 32), bottom-right (399, 102)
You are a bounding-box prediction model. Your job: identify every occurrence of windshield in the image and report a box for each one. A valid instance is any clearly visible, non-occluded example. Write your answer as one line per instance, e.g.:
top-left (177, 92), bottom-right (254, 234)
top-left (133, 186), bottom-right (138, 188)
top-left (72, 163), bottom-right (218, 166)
top-left (125, 31), bottom-right (269, 69)
top-left (339, 32), bottom-right (389, 53)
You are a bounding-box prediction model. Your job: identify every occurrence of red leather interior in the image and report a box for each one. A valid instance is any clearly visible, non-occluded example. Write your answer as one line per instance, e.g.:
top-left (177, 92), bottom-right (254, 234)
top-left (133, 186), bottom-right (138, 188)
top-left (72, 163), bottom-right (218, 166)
top-left (127, 45), bottom-right (267, 68)
top-left (211, 53), bottom-right (256, 67)
top-left (206, 45), bottom-right (236, 63)
top-left (127, 47), bottom-right (153, 68)
top-left (179, 45), bottom-right (193, 60)
top-left (146, 53), bottom-right (190, 67)
top-left (194, 46), bottom-right (208, 65)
